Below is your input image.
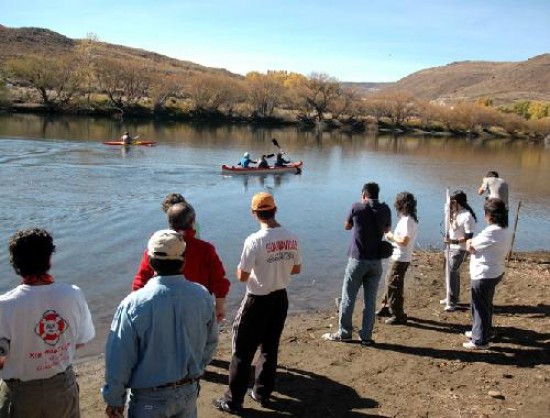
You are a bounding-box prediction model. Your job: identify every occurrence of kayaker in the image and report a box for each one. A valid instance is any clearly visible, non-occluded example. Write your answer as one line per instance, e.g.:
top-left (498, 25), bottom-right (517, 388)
top-left (274, 152), bottom-right (290, 167)
top-left (238, 152), bottom-right (256, 168)
top-left (121, 131), bottom-right (133, 145)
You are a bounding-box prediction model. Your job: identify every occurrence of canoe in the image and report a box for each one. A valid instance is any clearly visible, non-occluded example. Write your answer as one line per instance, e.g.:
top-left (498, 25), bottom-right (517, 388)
top-left (102, 141), bottom-right (157, 146)
top-left (221, 161), bottom-right (303, 175)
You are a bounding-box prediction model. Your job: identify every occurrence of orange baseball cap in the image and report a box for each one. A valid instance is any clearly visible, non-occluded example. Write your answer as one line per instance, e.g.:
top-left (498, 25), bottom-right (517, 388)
top-left (251, 192), bottom-right (276, 211)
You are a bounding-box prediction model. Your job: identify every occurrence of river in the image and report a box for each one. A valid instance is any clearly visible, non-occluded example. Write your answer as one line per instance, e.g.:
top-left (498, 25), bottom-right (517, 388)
top-left (0, 114), bottom-right (548, 356)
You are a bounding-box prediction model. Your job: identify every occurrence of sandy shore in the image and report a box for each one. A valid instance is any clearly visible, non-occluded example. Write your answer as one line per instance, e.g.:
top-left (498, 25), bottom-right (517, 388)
top-left (75, 251), bottom-right (549, 417)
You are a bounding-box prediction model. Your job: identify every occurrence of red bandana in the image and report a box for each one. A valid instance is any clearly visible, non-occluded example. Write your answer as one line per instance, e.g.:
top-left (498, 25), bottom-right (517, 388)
top-left (21, 274), bottom-right (54, 285)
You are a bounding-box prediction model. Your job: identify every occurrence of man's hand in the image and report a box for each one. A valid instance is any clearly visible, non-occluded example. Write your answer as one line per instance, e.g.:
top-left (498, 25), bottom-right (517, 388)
top-left (105, 405), bottom-right (124, 418)
top-left (215, 298), bottom-right (226, 322)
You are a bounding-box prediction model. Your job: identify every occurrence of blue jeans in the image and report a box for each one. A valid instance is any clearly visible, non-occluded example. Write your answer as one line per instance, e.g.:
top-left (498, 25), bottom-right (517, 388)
top-left (339, 258), bottom-right (383, 341)
top-left (128, 382), bottom-right (199, 418)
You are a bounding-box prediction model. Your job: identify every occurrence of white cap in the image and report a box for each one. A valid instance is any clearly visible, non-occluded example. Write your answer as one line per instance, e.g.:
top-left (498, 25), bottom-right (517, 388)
top-left (147, 230), bottom-right (186, 260)
top-left (243, 152), bottom-right (250, 157)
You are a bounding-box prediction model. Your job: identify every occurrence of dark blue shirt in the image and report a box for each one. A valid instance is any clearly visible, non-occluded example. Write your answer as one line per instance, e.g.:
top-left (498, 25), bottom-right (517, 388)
top-left (346, 200), bottom-right (392, 260)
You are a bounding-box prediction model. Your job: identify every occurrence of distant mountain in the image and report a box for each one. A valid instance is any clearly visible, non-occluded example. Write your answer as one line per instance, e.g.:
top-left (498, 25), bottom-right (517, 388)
top-left (378, 55), bottom-right (550, 104)
top-left (0, 25), bottom-right (240, 79)
top-left (1, 25), bottom-right (549, 104)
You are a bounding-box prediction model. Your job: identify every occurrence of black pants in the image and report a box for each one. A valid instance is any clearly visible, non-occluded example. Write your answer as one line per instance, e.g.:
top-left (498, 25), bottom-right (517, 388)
top-left (224, 289), bottom-right (288, 407)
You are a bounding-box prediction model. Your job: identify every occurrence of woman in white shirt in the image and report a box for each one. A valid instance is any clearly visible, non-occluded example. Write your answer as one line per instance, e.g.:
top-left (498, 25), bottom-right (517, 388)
top-left (463, 198), bottom-right (511, 350)
top-left (441, 190), bottom-right (477, 311)
top-left (376, 192), bottom-right (419, 325)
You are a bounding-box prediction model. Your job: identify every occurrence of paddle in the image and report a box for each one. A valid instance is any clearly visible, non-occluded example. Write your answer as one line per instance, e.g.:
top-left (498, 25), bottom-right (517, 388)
top-left (272, 138), bottom-right (301, 174)
top-left (271, 138), bottom-right (291, 161)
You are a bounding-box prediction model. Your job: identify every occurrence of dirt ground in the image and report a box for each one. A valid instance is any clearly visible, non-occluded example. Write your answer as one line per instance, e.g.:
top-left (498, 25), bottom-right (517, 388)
top-left (75, 251), bottom-right (550, 418)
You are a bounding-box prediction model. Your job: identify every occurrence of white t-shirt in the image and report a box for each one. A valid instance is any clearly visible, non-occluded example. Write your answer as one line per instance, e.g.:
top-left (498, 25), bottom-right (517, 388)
top-left (391, 215), bottom-right (418, 262)
top-left (482, 177), bottom-right (509, 207)
top-left (0, 282), bottom-right (95, 381)
top-left (449, 209), bottom-right (476, 250)
top-left (238, 225), bottom-right (302, 296)
top-left (469, 224), bottom-right (511, 280)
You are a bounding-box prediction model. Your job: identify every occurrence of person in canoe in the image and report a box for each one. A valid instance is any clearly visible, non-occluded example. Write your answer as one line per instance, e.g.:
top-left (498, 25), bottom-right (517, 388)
top-left (121, 131), bottom-right (133, 145)
top-left (274, 152), bottom-right (290, 167)
top-left (238, 152), bottom-right (257, 168)
top-left (258, 155), bottom-right (269, 169)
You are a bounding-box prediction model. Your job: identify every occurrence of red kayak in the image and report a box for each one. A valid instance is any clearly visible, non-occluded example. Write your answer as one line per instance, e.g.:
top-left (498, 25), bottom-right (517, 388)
top-left (221, 161), bottom-right (303, 175)
top-left (102, 141), bottom-right (157, 146)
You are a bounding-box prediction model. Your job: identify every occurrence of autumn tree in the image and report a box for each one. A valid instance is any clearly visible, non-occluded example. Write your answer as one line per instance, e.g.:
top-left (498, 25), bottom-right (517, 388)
top-left (6, 54), bottom-right (82, 110)
top-left (244, 71), bottom-right (286, 117)
top-left (94, 57), bottom-right (151, 109)
top-left (185, 72), bottom-right (243, 115)
top-left (75, 32), bottom-right (100, 106)
top-left (293, 72), bottom-right (342, 121)
top-left (149, 72), bottom-right (185, 113)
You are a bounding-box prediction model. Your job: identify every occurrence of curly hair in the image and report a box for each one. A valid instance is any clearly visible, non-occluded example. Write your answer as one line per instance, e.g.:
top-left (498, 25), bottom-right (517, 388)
top-left (394, 192), bottom-right (418, 223)
top-left (9, 228), bottom-right (55, 277)
top-left (161, 193), bottom-right (187, 213)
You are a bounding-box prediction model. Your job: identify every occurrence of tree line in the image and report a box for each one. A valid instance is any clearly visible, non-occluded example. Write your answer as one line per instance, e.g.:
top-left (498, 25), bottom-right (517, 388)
top-left (1, 39), bottom-right (549, 139)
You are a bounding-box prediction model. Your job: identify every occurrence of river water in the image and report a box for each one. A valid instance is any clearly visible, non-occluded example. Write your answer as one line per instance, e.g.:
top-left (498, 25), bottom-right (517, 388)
top-left (1, 114), bottom-right (549, 356)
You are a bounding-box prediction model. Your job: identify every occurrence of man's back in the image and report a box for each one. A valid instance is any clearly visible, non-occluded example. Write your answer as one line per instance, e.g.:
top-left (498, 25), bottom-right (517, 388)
top-left (0, 282), bottom-right (94, 382)
top-left (483, 177), bottom-right (509, 207)
top-left (347, 201), bottom-right (392, 260)
top-left (105, 276), bottom-right (218, 390)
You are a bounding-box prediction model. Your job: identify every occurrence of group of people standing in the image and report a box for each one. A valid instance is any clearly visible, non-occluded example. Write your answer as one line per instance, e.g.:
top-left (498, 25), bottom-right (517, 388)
top-left (0, 191), bottom-right (301, 418)
top-left (322, 171), bottom-right (510, 353)
top-left (0, 170), bottom-right (511, 417)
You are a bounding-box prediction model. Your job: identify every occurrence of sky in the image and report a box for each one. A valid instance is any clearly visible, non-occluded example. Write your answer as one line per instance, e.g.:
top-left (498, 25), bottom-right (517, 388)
top-left (1, 0), bottom-right (549, 82)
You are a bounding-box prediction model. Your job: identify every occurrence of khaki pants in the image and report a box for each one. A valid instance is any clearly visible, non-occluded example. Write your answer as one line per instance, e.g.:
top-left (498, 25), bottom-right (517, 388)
top-left (0, 366), bottom-right (80, 418)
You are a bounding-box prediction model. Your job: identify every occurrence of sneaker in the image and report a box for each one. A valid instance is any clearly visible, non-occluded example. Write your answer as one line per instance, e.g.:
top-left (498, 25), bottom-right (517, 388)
top-left (322, 332), bottom-right (351, 342)
top-left (360, 339), bottom-right (376, 347)
top-left (212, 398), bottom-right (241, 414)
top-left (444, 304), bottom-right (457, 312)
top-left (439, 298), bottom-right (448, 305)
top-left (376, 306), bottom-right (392, 317)
top-left (462, 341), bottom-right (489, 350)
top-left (465, 330), bottom-right (496, 341)
top-left (385, 316), bottom-right (407, 325)
top-left (249, 390), bottom-right (267, 406)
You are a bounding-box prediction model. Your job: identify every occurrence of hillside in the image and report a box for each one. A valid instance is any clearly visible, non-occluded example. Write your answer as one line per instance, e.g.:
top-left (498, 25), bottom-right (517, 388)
top-left (0, 25), bottom-right (240, 79)
top-left (1, 24), bottom-right (549, 105)
top-left (379, 55), bottom-right (550, 104)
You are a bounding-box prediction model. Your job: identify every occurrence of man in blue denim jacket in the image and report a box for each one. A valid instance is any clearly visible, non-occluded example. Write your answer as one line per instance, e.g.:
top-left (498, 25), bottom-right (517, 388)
top-left (102, 229), bottom-right (218, 418)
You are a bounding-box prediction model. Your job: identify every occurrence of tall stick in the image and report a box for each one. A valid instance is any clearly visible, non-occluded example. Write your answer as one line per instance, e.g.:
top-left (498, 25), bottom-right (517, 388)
top-left (506, 200), bottom-right (522, 263)
top-left (444, 188), bottom-right (451, 301)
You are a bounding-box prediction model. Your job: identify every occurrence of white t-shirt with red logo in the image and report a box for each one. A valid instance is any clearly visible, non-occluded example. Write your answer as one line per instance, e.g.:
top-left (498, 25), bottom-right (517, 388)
top-left (0, 282), bottom-right (95, 381)
top-left (238, 225), bottom-right (301, 296)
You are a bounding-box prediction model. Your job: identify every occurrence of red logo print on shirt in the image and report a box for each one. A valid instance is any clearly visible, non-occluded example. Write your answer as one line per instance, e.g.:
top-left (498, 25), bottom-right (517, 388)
top-left (35, 310), bottom-right (68, 346)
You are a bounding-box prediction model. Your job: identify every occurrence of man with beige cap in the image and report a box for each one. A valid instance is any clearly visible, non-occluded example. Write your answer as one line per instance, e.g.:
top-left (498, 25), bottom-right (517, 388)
top-left (213, 192), bottom-right (302, 414)
top-left (103, 229), bottom-right (218, 418)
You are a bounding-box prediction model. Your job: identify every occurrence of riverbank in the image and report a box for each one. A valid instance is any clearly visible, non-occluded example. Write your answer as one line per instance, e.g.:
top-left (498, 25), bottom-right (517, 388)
top-left (73, 251), bottom-right (549, 417)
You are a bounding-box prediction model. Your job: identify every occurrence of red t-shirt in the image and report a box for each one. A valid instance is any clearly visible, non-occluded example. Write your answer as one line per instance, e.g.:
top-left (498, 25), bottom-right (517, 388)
top-left (132, 229), bottom-right (230, 298)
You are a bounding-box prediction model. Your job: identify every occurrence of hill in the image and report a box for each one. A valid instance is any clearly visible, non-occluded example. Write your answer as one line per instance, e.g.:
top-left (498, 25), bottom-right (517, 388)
top-left (378, 55), bottom-right (550, 104)
top-left (0, 25), bottom-right (240, 79)
top-left (1, 25), bottom-right (549, 106)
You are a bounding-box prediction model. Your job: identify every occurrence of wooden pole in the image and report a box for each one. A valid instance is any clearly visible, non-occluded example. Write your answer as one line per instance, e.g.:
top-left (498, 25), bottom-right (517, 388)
top-left (506, 200), bottom-right (522, 263)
